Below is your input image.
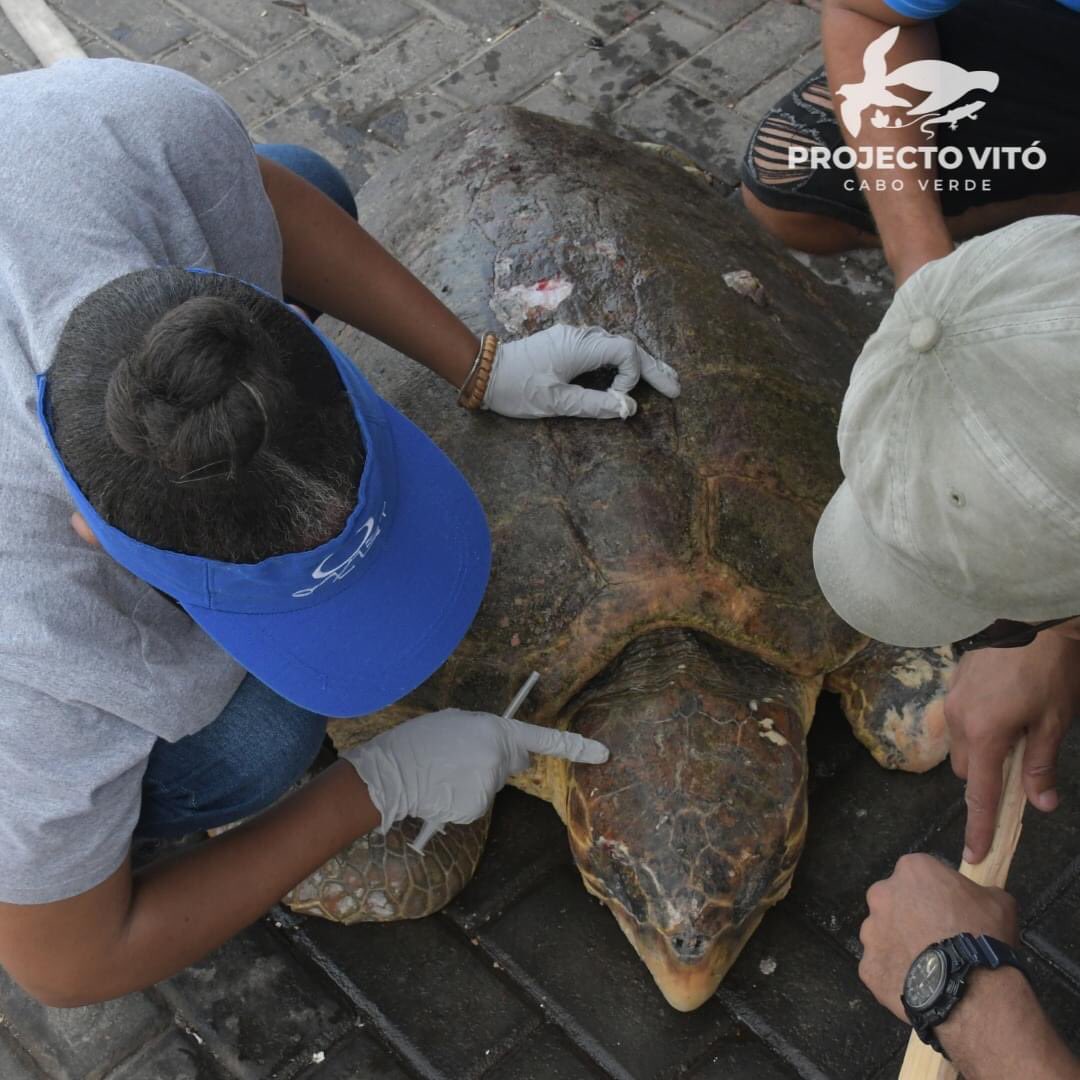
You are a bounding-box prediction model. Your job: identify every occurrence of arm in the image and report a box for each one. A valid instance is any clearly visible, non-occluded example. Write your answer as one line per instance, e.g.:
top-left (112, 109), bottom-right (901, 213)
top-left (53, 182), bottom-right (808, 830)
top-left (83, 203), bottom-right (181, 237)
top-left (0, 710), bottom-right (606, 1006)
top-left (257, 155), bottom-right (479, 389)
top-left (860, 854), bottom-right (1079, 1080)
top-left (939, 967), bottom-right (1080, 1080)
top-left (256, 157), bottom-right (681, 421)
top-left (823, 0), bottom-right (954, 283)
top-left (0, 760), bottom-right (379, 1006)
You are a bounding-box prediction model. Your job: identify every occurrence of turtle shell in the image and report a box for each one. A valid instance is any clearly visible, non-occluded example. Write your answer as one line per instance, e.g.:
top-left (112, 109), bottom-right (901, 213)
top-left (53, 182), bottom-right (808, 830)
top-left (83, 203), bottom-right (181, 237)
top-left (329, 107), bottom-right (874, 732)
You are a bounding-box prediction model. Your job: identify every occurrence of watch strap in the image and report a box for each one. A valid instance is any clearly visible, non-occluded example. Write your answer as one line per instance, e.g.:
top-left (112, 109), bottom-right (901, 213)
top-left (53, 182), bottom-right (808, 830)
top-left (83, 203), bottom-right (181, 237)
top-left (904, 933), bottom-right (1027, 1055)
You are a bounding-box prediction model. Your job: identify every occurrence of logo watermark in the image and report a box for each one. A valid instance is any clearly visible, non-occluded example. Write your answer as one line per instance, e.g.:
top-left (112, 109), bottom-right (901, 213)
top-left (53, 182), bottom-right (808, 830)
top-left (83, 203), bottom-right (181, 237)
top-left (788, 27), bottom-right (1047, 193)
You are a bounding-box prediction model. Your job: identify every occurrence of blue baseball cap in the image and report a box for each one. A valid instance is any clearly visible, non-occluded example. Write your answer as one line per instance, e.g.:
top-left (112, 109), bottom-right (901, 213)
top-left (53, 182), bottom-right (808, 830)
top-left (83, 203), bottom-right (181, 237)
top-left (38, 283), bottom-right (491, 717)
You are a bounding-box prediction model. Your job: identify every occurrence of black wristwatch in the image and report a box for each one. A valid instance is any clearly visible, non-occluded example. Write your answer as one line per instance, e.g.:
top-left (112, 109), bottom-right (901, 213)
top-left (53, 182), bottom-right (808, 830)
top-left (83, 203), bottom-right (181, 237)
top-left (902, 933), bottom-right (1027, 1055)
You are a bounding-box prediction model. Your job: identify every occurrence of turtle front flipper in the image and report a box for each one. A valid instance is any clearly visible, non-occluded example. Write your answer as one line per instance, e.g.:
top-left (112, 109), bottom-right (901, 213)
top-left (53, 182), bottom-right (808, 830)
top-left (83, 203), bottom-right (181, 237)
top-left (826, 642), bottom-right (954, 773)
top-left (554, 629), bottom-right (819, 1012)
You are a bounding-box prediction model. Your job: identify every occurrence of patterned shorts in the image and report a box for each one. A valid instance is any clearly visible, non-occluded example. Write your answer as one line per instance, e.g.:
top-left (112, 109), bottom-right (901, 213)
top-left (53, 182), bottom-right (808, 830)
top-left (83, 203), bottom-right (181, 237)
top-left (739, 0), bottom-right (1080, 232)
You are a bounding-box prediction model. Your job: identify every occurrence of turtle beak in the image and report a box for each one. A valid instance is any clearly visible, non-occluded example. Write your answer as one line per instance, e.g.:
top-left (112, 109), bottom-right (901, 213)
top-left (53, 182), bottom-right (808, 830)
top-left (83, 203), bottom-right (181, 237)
top-left (602, 896), bottom-right (755, 1012)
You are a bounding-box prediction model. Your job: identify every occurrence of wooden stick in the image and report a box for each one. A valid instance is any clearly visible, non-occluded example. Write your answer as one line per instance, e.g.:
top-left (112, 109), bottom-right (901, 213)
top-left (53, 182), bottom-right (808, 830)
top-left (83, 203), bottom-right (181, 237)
top-left (0, 0), bottom-right (84, 66)
top-left (897, 736), bottom-right (1027, 1080)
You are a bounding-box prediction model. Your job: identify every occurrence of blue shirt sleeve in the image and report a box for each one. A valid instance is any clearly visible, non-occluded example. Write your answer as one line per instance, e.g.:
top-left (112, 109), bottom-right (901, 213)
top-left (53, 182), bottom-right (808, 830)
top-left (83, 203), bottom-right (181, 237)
top-left (881, 0), bottom-right (962, 17)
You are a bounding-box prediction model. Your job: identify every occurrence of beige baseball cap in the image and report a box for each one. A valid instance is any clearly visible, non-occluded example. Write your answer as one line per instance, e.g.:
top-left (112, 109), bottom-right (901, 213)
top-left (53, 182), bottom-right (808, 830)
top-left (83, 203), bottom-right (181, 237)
top-left (813, 215), bottom-right (1080, 647)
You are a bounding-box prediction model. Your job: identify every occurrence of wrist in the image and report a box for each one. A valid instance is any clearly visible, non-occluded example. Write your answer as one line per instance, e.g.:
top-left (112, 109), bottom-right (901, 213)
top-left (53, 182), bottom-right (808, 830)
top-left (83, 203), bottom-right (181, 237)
top-left (886, 226), bottom-right (953, 287)
top-left (938, 967), bottom-right (1078, 1079)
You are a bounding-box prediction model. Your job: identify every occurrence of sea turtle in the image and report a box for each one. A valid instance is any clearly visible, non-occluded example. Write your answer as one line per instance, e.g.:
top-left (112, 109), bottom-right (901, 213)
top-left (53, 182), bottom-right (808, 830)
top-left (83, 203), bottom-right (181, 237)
top-left (282, 107), bottom-right (954, 1011)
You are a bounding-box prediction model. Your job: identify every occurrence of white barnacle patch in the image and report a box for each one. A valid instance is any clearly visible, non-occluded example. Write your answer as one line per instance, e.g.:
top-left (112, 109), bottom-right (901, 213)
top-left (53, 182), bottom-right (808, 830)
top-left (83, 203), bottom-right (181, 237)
top-left (757, 716), bottom-right (788, 747)
top-left (759, 956), bottom-right (778, 976)
top-left (890, 651), bottom-right (937, 689)
top-left (748, 699), bottom-right (758, 712)
top-left (364, 890), bottom-right (396, 918)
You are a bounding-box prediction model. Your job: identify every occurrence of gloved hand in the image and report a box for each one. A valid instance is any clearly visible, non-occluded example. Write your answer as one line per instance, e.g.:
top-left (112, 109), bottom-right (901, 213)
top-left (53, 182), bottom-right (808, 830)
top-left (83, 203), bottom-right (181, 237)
top-left (342, 709), bottom-right (609, 836)
top-left (483, 324), bottom-right (680, 420)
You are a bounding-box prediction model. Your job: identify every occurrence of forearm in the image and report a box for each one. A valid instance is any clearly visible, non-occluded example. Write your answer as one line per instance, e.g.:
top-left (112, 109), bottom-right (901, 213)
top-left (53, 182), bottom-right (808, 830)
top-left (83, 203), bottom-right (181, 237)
top-left (258, 156), bottom-right (479, 387)
top-left (95, 761), bottom-right (378, 1002)
top-left (823, 1), bottom-right (953, 282)
top-left (938, 968), bottom-right (1080, 1079)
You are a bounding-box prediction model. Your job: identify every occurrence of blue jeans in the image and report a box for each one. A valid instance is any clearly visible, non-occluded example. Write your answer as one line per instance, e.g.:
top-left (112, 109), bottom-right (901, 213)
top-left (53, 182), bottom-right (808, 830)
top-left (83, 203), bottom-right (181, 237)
top-left (135, 143), bottom-right (354, 839)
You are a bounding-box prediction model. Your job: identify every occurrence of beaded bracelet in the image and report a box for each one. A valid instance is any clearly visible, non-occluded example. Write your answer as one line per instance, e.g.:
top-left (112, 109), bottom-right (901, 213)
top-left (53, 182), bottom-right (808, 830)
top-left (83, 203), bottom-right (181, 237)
top-left (457, 333), bottom-right (499, 411)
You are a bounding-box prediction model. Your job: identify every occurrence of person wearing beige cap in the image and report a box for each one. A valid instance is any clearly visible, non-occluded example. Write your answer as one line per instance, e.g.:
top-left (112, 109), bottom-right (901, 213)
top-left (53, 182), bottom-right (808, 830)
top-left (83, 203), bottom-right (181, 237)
top-left (815, 215), bottom-right (1080, 1075)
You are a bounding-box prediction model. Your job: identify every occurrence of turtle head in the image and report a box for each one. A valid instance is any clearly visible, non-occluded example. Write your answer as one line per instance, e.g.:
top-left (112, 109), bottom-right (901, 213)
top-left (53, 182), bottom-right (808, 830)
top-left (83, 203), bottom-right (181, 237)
top-left (562, 629), bottom-right (812, 1011)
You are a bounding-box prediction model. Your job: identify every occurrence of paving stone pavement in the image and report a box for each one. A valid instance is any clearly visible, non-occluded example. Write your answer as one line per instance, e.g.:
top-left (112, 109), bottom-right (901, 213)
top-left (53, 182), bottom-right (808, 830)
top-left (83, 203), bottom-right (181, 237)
top-left (1, 2), bottom-right (1078, 1078)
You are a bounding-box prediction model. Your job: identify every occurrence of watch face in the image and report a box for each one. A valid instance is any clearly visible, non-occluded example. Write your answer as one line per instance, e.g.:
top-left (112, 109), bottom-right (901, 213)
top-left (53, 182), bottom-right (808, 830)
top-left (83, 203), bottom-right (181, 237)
top-left (904, 947), bottom-right (949, 1010)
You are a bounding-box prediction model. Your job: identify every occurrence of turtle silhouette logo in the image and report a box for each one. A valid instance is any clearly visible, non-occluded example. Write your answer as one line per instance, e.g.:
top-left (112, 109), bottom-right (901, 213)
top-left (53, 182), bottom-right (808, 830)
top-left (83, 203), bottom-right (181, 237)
top-left (836, 26), bottom-right (999, 138)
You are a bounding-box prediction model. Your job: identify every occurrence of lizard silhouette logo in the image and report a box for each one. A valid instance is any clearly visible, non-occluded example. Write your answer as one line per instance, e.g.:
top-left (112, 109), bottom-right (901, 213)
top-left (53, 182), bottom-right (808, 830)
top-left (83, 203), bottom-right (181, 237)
top-left (836, 26), bottom-right (998, 138)
top-left (292, 503), bottom-right (388, 598)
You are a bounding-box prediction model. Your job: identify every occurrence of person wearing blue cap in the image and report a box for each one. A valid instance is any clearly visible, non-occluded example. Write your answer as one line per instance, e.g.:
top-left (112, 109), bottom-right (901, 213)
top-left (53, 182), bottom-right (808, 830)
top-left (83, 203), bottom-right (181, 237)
top-left (0, 58), bottom-right (678, 1006)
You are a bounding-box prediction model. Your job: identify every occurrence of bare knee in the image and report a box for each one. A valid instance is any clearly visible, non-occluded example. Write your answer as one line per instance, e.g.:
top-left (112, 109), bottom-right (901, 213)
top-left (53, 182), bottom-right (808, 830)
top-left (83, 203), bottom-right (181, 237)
top-left (739, 184), bottom-right (876, 255)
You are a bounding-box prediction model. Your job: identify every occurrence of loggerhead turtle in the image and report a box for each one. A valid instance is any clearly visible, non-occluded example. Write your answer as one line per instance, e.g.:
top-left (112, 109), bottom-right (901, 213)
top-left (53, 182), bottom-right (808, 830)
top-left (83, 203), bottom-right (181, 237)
top-left (281, 108), bottom-right (954, 1012)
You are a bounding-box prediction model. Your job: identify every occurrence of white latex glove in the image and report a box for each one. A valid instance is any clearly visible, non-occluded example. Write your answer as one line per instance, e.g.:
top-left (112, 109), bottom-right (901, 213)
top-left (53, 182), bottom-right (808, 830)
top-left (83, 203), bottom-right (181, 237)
top-left (483, 324), bottom-right (680, 420)
top-left (343, 709), bottom-right (609, 838)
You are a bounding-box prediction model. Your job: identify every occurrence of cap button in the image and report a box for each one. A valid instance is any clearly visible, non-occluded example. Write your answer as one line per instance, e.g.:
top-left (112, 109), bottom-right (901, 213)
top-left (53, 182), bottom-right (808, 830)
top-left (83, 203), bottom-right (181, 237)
top-left (909, 316), bottom-right (942, 353)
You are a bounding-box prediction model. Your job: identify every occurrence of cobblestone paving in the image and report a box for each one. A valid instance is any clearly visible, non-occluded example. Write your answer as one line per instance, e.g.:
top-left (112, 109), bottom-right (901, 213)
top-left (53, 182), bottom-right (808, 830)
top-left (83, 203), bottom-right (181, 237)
top-left (1, 2), bottom-right (1078, 1077)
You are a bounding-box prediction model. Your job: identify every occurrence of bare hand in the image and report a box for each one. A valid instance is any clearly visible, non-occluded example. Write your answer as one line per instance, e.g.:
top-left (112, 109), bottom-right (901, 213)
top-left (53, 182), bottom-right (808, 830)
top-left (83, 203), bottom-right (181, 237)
top-left (945, 633), bottom-right (1080, 863)
top-left (859, 853), bottom-right (1018, 1021)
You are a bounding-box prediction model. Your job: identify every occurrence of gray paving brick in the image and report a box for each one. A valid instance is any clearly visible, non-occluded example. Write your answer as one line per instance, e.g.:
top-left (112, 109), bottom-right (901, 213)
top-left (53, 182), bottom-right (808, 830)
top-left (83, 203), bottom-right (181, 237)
top-left (794, 41), bottom-right (824, 76)
top-left (518, 78), bottom-right (621, 129)
top-left (77, 31), bottom-right (126, 59)
top-left (0, 970), bottom-right (171, 1080)
top-left (252, 96), bottom-right (400, 188)
top-left (158, 34), bottom-right (247, 86)
top-left (734, 66), bottom-right (805, 122)
top-left (0, 1027), bottom-right (42, 1080)
top-left (170, 0), bottom-right (309, 57)
top-left (1026, 865), bottom-right (1080, 987)
top-left (305, 0), bottom-right (420, 45)
top-left (292, 1030), bottom-right (411, 1079)
top-left (787, 758), bottom-right (961, 948)
top-left (672, 0), bottom-right (820, 104)
top-left (219, 28), bottom-right (359, 123)
top-left (55, 0), bottom-right (194, 58)
top-left (106, 1028), bottom-right (231, 1080)
top-left (367, 91), bottom-right (462, 149)
top-left (158, 922), bottom-right (354, 1080)
top-left (548, 0), bottom-right (656, 37)
top-left (553, 6), bottom-right (715, 113)
top-left (617, 77), bottom-right (753, 186)
top-left (422, 0), bottom-right (539, 38)
top-left (719, 910), bottom-right (908, 1079)
top-left (484, 1024), bottom-right (607, 1079)
top-left (481, 864), bottom-right (741, 1078)
top-left (689, 1035), bottom-right (798, 1079)
top-left (669, 0), bottom-right (768, 30)
top-left (436, 12), bottom-right (589, 107)
top-left (0, 10), bottom-right (38, 68)
top-left (318, 18), bottom-right (474, 121)
top-left (297, 911), bottom-right (539, 1078)
top-left (445, 788), bottom-right (571, 933)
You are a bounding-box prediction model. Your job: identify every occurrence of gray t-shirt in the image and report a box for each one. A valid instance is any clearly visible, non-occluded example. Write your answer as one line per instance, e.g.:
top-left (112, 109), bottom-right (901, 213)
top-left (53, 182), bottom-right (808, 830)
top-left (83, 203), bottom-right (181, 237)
top-left (0, 59), bottom-right (284, 903)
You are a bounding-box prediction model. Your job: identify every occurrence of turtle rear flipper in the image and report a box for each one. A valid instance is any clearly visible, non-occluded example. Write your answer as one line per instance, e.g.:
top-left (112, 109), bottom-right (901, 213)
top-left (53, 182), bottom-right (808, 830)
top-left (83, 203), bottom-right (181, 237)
top-left (826, 642), bottom-right (954, 773)
top-left (211, 808), bottom-right (490, 923)
top-left (285, 814), bottom-right (490, 923)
